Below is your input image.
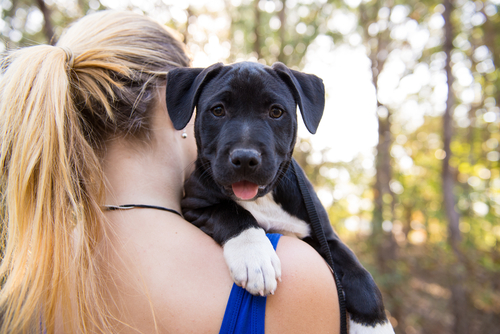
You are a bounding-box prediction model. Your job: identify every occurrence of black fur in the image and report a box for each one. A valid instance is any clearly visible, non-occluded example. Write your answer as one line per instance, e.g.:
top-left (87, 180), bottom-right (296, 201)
top-left (166, 61), bottom-right (388, 326)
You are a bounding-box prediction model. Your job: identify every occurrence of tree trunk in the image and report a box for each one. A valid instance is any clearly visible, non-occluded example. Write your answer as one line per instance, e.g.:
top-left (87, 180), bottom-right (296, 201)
top-left (443, 0), bottom-right (461, 255)
top-left (253, 0), bottom-right (261, 59)
top-left (442, 0), bottom-right (469, 333)
top-left (482, 9), bottom-right (500, 123)
top-left (183, 6), bottom-right (195, 44)
top-left (360, 2), bottom-right (401, 330)
top-left (35, 0), bottom-right (55, 45)
top-left (361, 4), bottom-right (398, 266)
top-left (278, 0), bottom-right (286, 63)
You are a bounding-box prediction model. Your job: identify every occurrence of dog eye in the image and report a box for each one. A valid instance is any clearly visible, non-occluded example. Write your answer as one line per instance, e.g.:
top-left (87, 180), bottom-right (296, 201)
top-left (269, 107), bottom-right (283, 119)
top-left (211, 106), bottom-right (225, 117)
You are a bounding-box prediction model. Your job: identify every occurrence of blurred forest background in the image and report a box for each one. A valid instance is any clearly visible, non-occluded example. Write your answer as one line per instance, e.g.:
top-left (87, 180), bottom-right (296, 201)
top-left (1, 0), bottom-right (499, 333)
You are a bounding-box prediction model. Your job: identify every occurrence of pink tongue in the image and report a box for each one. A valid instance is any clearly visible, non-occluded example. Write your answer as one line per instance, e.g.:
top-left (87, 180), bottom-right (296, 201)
top-left (232, 181), bottom-right (259, 200)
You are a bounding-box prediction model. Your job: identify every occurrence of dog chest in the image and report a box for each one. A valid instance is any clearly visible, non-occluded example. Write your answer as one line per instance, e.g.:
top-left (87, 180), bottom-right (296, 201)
top-left (236, 193), bottom-right (311, 239)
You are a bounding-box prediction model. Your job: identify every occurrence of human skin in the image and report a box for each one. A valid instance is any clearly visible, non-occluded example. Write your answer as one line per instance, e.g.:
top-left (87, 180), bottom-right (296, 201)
top-left (54, 86), bottom-right (339, 333)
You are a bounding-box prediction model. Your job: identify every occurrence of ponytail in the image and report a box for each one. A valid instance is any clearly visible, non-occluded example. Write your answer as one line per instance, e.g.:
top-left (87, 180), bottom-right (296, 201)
top-left (0, 10), bottom-right (190, 333)
top-left (0, 44), bottom-right (126, 333)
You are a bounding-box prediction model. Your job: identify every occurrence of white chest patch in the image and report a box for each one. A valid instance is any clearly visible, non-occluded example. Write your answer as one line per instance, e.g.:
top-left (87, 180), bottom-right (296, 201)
top-left (237, 193), bottom-right (311, 239)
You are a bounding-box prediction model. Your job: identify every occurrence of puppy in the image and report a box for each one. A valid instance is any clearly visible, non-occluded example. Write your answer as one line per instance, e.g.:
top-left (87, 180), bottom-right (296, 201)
top-left (166, 62), bottom-right (394, 333)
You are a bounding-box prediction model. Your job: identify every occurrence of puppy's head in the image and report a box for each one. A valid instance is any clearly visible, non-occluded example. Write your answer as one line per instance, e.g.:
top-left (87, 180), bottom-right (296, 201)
top-left (166, 62), bottom-right (324, 201)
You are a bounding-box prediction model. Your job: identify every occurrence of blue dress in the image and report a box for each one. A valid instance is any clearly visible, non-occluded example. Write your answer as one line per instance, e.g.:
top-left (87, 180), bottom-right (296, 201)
top-left (219, 233), bottom-right (282, 334)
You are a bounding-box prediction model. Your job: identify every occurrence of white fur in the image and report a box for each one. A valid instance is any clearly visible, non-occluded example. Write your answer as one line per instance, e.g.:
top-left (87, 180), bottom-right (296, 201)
top-left (223, 227), bottom-right (281, 296)
top-left (349, 320), bottom-right (395, 334)
top-left (237, 193), bottom-right (311, 238)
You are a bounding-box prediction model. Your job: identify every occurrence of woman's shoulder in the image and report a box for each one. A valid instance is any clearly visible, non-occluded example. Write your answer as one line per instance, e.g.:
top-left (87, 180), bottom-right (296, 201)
top-left (265, 236), bottom-right (340, 334)
top-left (101, 211), bottom-right (234, 333)
top-left (102, 212), bottom-right (339, 333)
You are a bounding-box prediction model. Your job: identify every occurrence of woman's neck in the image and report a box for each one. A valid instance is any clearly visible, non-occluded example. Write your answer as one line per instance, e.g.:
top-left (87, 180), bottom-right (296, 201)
top-left (102, 86), bottom-right (196, 213)
top-left (102, 108), bottom-right (195, 214)
top-left (102, 135), bottom-right (185, 213)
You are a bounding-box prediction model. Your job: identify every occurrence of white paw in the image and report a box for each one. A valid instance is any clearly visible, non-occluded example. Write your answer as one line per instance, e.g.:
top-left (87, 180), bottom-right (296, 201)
top-left (223, 227), bottom-right (281, 296)
top-left (349, 319), bottom-right (395, 334)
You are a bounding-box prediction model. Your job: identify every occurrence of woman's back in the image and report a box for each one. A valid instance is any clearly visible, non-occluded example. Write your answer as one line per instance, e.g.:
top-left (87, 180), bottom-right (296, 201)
top-left (97, 210), bottom-right (339, 333)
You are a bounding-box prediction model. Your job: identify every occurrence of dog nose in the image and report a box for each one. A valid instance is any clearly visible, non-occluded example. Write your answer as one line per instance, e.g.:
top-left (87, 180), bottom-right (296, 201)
top-left (230, 149), bottom-right (262, 171)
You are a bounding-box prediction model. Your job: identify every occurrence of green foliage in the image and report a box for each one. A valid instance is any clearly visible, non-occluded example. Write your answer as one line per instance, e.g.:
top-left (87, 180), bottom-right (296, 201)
top-left (1, 0), bottom-right (499, 333)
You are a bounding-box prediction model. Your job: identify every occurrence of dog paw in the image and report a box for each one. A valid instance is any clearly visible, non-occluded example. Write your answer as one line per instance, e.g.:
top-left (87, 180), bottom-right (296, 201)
top-left (349, 319), bottom-right (395, 334)
top-left (223, 227), bottom-right (281, 296)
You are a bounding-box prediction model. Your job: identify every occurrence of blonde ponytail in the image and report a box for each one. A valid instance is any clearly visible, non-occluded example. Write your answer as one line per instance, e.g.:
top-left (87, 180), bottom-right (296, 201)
top-left (0, 10), bottom-right (190, 333)
top-left (0, 44), bottom-right (106, 333)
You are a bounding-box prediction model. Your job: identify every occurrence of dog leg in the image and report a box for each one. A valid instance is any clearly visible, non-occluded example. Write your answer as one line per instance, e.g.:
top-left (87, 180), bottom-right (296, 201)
top-left (223, 227), bottom-right (281, 296)
top-left (182, 182), bottom-right (281, 296)
top-left (283, 162), bottom-right (394, 332)
top-left (326, 240), bottom-right (394, 334)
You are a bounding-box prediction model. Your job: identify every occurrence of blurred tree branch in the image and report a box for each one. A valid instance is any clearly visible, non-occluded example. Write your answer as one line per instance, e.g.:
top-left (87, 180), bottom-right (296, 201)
top-left (35, 0), bottom-right (54, 44)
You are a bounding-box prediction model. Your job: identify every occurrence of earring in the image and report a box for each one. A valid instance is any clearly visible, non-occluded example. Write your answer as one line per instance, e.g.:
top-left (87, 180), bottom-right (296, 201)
top-left (181, 129), bottom-right (187, 139)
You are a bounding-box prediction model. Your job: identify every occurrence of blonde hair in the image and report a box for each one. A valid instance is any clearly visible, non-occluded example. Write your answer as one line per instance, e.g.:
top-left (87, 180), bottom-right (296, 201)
top-left (0, 10), bottom-right (189, 333)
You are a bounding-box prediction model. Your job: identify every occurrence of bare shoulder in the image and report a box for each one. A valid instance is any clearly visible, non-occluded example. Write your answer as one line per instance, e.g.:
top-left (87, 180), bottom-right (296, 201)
top-left (265, 236), bottom-right (340, 334)
top-left (99, 212), bottom-right (233, 333)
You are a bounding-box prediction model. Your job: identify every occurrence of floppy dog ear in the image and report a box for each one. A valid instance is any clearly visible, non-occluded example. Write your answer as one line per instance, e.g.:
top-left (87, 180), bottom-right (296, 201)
top-left (166, 63), bottom-right (224, 130)
top-left (271, 62), bottom-right (325, 134)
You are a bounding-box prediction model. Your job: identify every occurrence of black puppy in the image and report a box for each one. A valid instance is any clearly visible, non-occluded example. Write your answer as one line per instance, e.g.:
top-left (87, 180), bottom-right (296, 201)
top-left (166, 62), bottom-right (394, 333)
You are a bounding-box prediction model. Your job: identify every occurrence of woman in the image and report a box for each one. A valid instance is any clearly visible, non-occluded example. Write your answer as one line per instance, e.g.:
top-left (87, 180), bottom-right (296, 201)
top-left (0, 11), bottom-right (339, 333)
